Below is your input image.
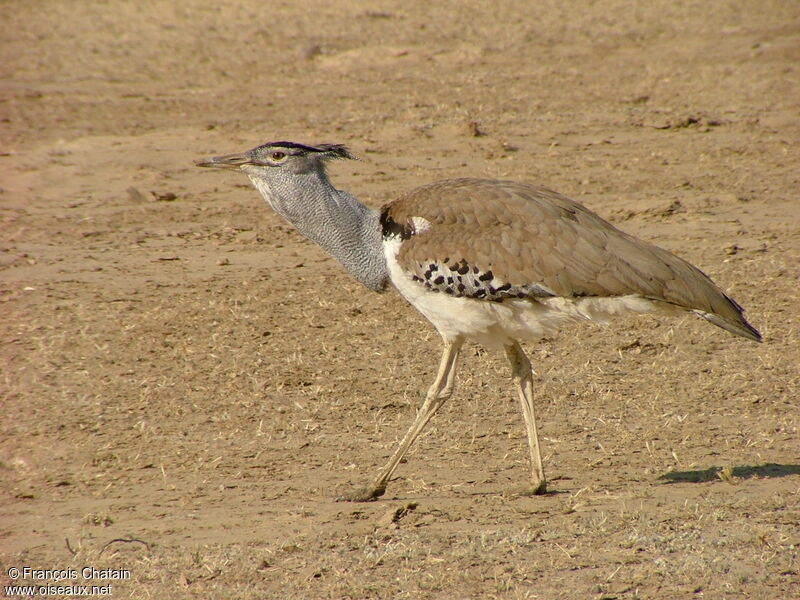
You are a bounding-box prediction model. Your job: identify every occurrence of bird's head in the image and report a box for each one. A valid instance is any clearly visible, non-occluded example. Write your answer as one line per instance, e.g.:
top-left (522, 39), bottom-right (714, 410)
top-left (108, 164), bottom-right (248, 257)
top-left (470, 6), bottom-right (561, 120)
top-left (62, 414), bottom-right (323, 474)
top-left (197, 141), bottom-right (356, 178)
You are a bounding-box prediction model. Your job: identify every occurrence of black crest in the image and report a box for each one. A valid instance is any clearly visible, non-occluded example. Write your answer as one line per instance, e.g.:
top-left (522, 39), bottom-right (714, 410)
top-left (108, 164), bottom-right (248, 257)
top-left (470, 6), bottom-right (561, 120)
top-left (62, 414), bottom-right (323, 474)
top-left (258, 141), bottom-right (357, 161)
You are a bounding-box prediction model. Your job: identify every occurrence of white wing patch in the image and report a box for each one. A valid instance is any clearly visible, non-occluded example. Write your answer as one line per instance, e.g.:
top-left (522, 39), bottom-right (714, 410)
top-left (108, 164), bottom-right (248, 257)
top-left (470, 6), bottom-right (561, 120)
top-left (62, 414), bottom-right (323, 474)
top-left (410, 216), bottom-right (431, 234)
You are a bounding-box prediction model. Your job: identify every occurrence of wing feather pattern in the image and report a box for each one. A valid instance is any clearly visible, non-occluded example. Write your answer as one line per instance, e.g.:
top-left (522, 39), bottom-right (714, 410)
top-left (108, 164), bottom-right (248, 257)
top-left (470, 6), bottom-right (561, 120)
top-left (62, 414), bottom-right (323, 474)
top-left (380, 178), bottom-right (760, 341)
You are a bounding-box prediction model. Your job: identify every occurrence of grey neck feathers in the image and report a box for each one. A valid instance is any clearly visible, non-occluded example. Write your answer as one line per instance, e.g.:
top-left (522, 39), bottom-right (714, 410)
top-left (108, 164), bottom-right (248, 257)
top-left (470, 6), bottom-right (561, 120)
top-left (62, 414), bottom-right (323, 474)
top-left (248, 168), bottom-right (389, 292)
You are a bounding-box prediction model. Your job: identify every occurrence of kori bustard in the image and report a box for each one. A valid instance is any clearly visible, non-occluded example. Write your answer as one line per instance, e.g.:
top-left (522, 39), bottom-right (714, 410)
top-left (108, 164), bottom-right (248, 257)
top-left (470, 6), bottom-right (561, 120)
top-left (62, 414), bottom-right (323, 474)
top-left (198, 141), bottom-right (760, 501)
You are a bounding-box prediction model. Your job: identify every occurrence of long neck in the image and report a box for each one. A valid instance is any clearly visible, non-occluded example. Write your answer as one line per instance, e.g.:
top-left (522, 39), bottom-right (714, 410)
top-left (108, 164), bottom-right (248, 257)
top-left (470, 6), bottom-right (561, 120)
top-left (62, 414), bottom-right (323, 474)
top-left (248, 170), bottom-right (389, 292)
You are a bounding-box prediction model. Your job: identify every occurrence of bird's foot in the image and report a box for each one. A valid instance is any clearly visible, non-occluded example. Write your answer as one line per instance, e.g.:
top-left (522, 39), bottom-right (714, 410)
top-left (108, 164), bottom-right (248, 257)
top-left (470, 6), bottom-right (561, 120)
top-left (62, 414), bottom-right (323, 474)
top-left (503, 480), bottom-right (547, 497)
top-left (336, 484), bottom-right (386, 502)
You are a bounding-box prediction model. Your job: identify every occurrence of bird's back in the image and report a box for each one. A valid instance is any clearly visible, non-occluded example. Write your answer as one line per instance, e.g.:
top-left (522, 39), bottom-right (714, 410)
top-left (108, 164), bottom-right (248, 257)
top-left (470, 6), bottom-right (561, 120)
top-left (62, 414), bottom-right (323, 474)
top-left (380, 178), bottom-right (760, 342)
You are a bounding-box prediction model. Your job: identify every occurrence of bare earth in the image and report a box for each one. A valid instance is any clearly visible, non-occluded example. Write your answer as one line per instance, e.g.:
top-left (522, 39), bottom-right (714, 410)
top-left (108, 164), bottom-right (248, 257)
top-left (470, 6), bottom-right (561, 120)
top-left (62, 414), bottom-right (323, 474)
top-left (1, 1), bottom-right (799, 598)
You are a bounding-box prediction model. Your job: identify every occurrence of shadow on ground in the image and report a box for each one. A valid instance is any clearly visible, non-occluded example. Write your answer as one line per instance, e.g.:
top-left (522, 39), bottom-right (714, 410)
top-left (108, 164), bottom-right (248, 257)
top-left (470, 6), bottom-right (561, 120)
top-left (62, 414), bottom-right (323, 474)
top-left (659, 463), bottom-right (800, 484)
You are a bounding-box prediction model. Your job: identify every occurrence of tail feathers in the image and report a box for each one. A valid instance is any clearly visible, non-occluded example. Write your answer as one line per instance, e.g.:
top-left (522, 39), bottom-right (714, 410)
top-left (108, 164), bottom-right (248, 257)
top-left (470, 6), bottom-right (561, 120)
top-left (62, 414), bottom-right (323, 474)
top-left (695, 310), bottom-right (762, 342)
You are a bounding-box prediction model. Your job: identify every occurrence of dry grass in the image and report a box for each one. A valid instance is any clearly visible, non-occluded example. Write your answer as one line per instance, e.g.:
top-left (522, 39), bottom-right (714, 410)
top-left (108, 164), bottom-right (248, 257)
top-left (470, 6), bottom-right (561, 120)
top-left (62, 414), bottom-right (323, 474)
top-left (2, 0), bottom-right (800, 598)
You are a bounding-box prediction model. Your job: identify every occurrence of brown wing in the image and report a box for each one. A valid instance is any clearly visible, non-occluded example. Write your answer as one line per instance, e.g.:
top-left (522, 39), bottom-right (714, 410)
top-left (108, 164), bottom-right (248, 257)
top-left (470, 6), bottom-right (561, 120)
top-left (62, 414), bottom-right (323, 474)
top-left (381, 178), bottom-right (760, 341)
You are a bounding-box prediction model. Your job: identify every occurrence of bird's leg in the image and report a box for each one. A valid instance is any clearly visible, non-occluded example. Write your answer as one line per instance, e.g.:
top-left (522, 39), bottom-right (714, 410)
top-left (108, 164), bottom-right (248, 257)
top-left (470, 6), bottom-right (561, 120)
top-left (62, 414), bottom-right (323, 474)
top-left (338, 336), bottom-right (463, 502)
top-left (504, 341), bottom-right (547, 495)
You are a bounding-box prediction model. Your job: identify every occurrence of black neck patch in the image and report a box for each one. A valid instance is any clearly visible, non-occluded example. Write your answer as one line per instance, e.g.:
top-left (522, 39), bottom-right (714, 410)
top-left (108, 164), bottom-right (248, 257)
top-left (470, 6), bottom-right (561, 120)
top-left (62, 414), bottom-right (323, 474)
top-left (380, 211), bottom-right (414, 241)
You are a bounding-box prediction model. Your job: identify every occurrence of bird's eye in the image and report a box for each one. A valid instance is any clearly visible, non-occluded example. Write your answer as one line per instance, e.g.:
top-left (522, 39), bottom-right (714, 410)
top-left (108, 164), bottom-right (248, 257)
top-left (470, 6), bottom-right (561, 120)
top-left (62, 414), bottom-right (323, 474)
top-left (270, 151), bottom-right (286, 161)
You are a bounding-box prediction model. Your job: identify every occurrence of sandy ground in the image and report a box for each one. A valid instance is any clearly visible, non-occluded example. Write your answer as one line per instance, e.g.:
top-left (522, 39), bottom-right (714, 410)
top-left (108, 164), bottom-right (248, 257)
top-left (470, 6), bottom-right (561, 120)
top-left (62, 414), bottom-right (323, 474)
top-left (2, 1), bottom-right (799, 598)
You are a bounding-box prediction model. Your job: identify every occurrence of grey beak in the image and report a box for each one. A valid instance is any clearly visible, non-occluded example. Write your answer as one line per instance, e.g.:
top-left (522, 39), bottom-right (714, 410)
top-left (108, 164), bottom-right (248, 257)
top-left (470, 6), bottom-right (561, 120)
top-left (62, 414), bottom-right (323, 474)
top-left (196, 153), bottom-right (251, 169)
